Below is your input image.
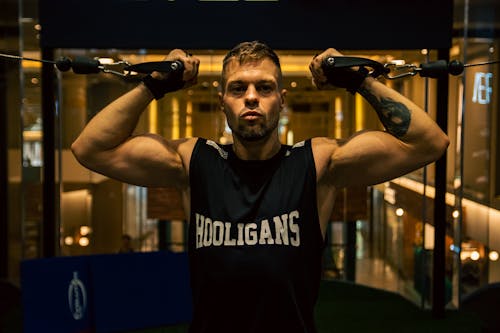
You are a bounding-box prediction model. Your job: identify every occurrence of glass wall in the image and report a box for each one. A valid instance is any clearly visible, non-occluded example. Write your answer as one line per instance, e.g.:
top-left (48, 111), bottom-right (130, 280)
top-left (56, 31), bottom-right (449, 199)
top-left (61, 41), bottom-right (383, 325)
top-left (1, 0), bottom-right (43, 283)
top-left (449, 37), bottom-right (500, 304)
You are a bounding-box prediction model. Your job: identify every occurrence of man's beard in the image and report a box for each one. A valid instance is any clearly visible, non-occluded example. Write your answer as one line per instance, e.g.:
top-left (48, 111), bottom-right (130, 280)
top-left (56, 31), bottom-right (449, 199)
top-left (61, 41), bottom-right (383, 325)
top-left (231, 118), bottom-right (279, 142)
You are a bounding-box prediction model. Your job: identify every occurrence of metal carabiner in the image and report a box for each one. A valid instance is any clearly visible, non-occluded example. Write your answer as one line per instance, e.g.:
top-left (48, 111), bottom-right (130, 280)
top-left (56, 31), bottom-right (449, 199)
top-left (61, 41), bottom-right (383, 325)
top-left (100, 60), bottom-right (133, 77)
top-left (383, 62), bottom-right (419, 80)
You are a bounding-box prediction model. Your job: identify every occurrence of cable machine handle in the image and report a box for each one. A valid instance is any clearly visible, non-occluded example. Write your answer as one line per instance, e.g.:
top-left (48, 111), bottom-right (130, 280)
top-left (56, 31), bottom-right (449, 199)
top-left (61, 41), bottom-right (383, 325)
top-left (418, 60), bottom-right (464, 78)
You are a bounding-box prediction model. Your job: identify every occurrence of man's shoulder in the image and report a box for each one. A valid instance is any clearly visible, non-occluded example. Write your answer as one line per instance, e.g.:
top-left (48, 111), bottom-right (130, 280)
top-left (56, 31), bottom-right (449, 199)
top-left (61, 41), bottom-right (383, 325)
top-left (193, 138), bottom-right (230, 160)
top-left (310, 137), bottom-right (340, 152)
top-left (175, 137), bottom-right (200, 155)
top-left (310, 137), bottom-right (339, 174)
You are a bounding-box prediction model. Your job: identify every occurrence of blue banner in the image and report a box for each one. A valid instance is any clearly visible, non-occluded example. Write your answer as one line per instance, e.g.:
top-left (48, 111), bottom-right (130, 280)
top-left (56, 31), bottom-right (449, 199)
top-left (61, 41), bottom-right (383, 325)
top-left (21, 251), bottom-right (192, 333)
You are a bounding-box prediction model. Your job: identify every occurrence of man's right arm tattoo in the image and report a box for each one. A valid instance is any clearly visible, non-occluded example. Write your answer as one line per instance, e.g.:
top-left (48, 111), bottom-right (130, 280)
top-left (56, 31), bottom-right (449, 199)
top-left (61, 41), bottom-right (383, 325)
top-left (359, 87), bottom-right (411, 138)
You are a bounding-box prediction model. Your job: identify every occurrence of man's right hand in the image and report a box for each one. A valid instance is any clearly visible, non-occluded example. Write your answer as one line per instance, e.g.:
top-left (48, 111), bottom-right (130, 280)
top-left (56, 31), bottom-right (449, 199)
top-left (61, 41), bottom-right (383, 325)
top-left (152, 49), bottom-right (200, 89)
top-left (309, 48), bottom-right (367, 94)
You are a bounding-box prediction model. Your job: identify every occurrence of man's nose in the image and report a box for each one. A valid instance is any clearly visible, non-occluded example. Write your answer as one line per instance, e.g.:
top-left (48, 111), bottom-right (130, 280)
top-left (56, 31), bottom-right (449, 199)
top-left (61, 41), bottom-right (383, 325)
top-left (244, 85), bottom-right (259, 107)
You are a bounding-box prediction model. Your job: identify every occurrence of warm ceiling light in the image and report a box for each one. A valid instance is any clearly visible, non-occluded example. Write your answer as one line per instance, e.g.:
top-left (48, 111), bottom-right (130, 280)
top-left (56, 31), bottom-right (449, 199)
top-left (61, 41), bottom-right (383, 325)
top-left (470, 251), bottom-right (480, 261)
top-left (395, 208), bottom-right (404, 217)
top-left (78, 237), bottom-right (90, 247)
top-left (64, 236), bottom-right (74, 246)
top-left (80, 226), bottom-right (91, 236)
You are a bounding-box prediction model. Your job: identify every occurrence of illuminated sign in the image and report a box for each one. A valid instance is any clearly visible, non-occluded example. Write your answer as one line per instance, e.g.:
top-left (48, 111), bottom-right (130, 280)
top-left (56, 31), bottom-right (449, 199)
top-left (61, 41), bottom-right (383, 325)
top-left (472, 72), bottom-right (493, 105)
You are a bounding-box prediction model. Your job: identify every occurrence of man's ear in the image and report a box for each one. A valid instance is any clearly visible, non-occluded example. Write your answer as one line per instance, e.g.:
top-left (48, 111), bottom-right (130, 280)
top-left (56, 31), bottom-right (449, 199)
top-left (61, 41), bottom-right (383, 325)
top-left (280, 89), bottom-right (287, 110)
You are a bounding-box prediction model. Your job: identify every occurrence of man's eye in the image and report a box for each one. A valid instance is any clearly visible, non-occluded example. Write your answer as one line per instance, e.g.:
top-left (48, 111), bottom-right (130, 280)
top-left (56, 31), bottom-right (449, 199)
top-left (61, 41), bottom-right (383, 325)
top-left (258, 85), bottom-right (273, 94)
top-left (229, 85), bottom-right (246, 94)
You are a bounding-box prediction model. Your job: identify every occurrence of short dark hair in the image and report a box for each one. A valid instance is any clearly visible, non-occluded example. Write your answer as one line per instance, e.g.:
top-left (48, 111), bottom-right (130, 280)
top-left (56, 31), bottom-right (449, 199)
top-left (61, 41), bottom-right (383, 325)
top-left (221, 41), bottom-right (283, 90)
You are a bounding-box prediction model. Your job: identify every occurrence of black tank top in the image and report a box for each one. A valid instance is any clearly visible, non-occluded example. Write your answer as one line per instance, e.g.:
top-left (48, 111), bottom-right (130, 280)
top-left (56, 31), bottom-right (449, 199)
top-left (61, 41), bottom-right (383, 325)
top-left (188, 138), bottom-right (323, 333)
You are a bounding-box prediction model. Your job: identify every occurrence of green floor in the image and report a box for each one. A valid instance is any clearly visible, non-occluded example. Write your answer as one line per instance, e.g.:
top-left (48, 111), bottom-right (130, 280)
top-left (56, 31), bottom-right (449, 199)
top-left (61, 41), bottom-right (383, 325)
top-left (0, 280), bottom-right (484, 333)
top-left (2, 279), bottom-right (485, 333)
top-left (122, 280), bottom-right (485, 333)
top-left (314, 280), bottom-right (483, 333)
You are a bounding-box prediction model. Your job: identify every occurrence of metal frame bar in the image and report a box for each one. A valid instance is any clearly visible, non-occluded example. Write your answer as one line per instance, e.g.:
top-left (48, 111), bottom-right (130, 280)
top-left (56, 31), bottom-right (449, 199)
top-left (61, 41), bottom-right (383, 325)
top-left (0, 56), bottom-right (8, 278)
top-left (432, 48), bottom-right (450, 318)
top-left (41, 47), bottom-right (57, 258)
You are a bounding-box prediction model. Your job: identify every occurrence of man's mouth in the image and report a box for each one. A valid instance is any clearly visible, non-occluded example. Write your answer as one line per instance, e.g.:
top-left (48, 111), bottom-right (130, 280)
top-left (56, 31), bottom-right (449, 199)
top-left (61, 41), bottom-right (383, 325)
top-left (240, 110), bottom-right (262, 121)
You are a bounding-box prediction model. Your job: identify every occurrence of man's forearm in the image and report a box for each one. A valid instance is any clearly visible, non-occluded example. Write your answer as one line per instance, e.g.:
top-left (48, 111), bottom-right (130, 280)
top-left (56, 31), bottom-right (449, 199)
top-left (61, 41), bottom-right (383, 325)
top-left (358, 77), bottom-right (412, 139)
top-left (73, 83), bottom-right (154, 154)
top-left (357, 76), bottom-right (449, 161)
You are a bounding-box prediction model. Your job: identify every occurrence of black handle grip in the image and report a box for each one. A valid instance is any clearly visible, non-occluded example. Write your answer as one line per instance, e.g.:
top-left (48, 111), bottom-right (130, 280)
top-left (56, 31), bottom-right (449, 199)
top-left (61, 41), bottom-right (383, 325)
top-left (419, 60), bottom-right (464, 78)
top-left (125, 60), bottom-right (184, 74)
top-left (322, 56), bottom-right (387, 78)
top-left (71, 56), bottom-right (101, 74)
top-left (55, 57), bottom-right (72, 72)
top-left (320, 56), bottom-right (384, 93)
top-left (419, 60), bottom-right (448, 78)
top-left (140, 60), bottom-right (186, 99)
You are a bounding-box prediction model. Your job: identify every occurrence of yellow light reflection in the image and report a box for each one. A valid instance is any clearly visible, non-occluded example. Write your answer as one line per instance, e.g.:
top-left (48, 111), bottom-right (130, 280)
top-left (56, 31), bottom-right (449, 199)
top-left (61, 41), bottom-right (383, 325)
top-left (186, 101), bottom-right (193, 137)
top-left (334, 97), bottom-right (342, 138)
top-left (355, 93), bottom-right (364, 131)
top-left (149, 100), bottom-right (158, 134)
top-left (172, 97), bottom-right (180, 139)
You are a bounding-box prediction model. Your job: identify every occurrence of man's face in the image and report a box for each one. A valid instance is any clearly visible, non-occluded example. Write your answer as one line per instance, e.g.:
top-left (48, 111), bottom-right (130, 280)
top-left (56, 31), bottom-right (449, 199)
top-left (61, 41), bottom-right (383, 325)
top-left (219, 58), bottom-right (286, 142)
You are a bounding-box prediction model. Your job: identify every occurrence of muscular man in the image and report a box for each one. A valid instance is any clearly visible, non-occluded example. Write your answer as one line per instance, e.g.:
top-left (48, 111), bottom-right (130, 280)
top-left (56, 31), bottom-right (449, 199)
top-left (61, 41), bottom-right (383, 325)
top-left (71, 41), bottom-right (449, 333)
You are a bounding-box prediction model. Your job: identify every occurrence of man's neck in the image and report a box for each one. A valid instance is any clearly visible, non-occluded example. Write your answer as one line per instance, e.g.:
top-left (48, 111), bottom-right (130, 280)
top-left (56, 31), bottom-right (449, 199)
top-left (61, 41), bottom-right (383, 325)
top-left (231, 136), bottom-right (282, 160)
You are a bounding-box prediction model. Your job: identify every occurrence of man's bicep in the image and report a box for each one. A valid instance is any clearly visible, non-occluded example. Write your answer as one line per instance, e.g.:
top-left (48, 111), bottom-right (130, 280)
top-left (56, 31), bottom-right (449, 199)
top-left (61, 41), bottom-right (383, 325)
top-left (330, 131), bottom-right (417, 187)
top-left (88, 134), bottom-right (190, 188)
